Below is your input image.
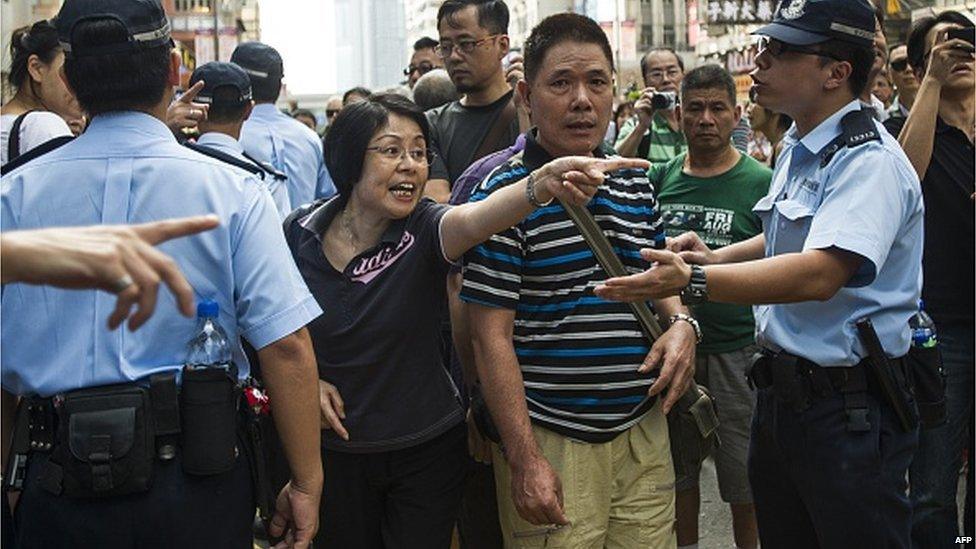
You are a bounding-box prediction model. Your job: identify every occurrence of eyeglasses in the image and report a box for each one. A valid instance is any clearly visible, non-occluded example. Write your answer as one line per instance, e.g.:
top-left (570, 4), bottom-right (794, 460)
top-left (756, 37), bottom-right (843, 61)
top-left (326, 109), bottom-right (340, 117)
top-left (646, 67), bottom-right (682, 81)
top-left (366, 144), bottom-right (434, 165)
top-left (404, 62), bottom-right (435, 77)
top-left (890, 58), bottom-right (909, 72)
top-left (436, 35), bottom-right (500, 58)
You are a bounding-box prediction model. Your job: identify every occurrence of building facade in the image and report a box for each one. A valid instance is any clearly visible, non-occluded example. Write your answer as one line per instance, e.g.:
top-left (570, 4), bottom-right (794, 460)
top-left (334, 0), bottom-right (407, 91)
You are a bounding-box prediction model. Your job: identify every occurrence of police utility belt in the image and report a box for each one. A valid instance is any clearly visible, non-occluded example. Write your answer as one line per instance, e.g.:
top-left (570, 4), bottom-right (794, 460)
top-left (5, 365), bottom-right (244, 499)
top-left (748, 318), bottom-right (946, 434)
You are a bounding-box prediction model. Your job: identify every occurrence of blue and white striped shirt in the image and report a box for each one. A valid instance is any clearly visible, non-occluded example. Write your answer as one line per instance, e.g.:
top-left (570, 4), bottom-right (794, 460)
top-left (460, 133), bottom-right (665, 443)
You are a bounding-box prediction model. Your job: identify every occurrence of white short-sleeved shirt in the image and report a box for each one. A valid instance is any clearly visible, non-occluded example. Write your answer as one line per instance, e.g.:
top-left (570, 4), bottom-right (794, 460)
top-left (1, 111), bottom-right (322, 396)
top-left (0, 111), bottom-right (73, 166)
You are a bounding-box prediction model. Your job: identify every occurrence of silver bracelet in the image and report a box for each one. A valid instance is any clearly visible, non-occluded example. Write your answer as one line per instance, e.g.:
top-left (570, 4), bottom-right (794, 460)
top-left (668, 313), bottom-right (703, 344)
top-left (525, 172), bottom-right (554, 209)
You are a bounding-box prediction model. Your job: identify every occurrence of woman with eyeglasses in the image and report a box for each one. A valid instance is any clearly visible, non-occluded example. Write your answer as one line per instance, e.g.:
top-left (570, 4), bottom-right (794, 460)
top-left (283, 93), bottom-right (647, 548)
top-left (1, 20), bottom-right (84, 166)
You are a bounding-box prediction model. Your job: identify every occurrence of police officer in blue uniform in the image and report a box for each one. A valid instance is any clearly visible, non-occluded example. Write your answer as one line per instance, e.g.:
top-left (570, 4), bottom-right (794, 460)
top-left (233, 42), bottom-right (336, 211)
top-left (593, 1), bottom-right (923, 547)
top-left (0, 1), bottom-right (324, 547)
top-left (186, 61), bottom-right (293, 218)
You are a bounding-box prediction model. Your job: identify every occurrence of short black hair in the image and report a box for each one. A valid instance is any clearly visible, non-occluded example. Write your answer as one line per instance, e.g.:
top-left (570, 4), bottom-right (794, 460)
top-left (813, 39), bottom-right (875, 96)
top-left (640, 47), bottom-right (685, 82)
top-left (324, 93), bottom-right (430, 199)
top-left (8, 19), bottom-right (60, 90)
top-left (207, 86), bottom-right (249, 123)
top-left (523, 13), bottom-right (613, 83)
top-left (250, 77), bottom-right (280, 103)
top-left (414, 36), bottom-right (439, 51)
top-left (906, 11), bottom-right (974, 72)
top-left (437, 0), bottom-right (509, 35)
top-left (680, 64), bottom-right (736, 105)
top-left (342, 86), bottom-right (372, 106)
top-left (62, 18), bottom-right (171, 116)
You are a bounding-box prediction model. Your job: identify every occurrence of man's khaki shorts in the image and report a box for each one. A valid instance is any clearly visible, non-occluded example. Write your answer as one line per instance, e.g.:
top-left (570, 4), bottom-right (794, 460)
top-left (492, 401), bottom-right (676, 548)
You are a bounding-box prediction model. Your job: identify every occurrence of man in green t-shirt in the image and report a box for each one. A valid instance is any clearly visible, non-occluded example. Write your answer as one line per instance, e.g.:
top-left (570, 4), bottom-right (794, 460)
top-left (650, 64), bottom-right (771, 549)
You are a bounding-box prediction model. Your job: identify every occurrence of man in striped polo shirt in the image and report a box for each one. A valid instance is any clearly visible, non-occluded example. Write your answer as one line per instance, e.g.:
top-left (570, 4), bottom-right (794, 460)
top-left (462, 13), bottom-right (697, 548)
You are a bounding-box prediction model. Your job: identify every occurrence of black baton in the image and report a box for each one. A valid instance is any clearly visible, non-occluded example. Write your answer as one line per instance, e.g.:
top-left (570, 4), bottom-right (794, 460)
top-left (855, 318), bottom-right (916, 433)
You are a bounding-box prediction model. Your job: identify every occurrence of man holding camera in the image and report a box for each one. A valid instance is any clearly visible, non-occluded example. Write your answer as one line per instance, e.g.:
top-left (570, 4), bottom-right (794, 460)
top-left (614, 47), bottom-right (687, 165)
top-left (886, 11), bottom-right (975, 547)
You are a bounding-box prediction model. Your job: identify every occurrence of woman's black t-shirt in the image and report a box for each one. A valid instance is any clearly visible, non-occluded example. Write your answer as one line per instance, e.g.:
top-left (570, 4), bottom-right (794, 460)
top-left (284, 197), bottom-right (464, 453)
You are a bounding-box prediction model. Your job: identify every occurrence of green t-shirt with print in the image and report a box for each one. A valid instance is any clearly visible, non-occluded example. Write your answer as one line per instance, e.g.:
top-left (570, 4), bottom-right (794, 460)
top-left (651, 152), bottom-right (771, 354)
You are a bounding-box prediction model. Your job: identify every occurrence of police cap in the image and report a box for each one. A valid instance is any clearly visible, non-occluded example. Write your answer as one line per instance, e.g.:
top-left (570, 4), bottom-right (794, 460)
top-left (190, 62), bottom-right (253, 106)
top-left (230, 42), bottom-right (284, 83)
top-left (753, 0), bottom-right (876, 48)
top-left (56, 0), bottom-right (172, 58)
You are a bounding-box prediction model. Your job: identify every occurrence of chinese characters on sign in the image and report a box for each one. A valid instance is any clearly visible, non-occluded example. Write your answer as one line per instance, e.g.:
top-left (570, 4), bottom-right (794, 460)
top-left (704, 0), bottom-right (775, 25)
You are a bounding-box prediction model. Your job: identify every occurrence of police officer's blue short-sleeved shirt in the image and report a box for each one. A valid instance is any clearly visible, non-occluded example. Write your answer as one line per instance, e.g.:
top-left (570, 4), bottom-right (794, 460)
top-left (240, 103), bottom-right (335, 211)
top-left (1, 112), bottom-right (323, 396)
top-left (753, 100), bottom-right (923, 366)
top-left (196, 131), bottom-right (292, 219)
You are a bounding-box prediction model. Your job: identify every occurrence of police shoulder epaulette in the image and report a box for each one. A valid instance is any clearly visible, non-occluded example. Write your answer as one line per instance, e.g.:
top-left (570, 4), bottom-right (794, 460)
top-left (1, 135), bottom-right (74, 176)
top-left (241, 151), bottom-right (287, 181)
top-left (841, 108), bottom-right (881, 148)
top-left (184, 141), bottom-right (264, 177)
top-left (820, 108), bottom-right (882, 168)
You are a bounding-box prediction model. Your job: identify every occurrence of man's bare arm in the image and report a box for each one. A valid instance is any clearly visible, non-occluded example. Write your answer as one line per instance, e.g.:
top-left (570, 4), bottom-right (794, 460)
top-left (467, 303), bottom-right (568, 525)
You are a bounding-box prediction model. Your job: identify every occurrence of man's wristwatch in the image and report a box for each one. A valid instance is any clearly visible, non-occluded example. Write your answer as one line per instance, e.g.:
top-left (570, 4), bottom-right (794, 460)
top-left (680, 264), bottom-right (708, 305)
top-left (668, 313), bottom-right (702, 344)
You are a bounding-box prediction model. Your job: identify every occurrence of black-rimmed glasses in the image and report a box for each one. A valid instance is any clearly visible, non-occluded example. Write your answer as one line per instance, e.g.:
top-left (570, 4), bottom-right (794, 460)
top-left (436, 35), bottom-right (501, 58)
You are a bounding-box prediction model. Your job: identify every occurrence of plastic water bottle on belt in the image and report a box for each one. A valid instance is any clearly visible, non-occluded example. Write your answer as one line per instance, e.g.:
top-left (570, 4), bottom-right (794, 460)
top-left (909, 300), bottom-right (938, 349)
top-left (181, 299), bottom-right (240, 474)
top-left (186, 299), bottom-right (232, 369)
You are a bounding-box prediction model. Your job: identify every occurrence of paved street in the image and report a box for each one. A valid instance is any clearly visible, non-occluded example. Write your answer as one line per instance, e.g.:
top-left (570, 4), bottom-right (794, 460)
top-left (697, 457), bottom-right (735, 549)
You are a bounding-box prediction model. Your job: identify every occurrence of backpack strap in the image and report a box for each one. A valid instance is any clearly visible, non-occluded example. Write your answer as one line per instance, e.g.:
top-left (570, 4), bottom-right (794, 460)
top-left (184, 141), bottom-right (264, 177)
top-left (7, 110), bottom-right (35, 162)
top-left (241, 151), bottom-right (287, 181)
top-left (1, 135), bottom-right (73, 176)
top-left (470, 97), bottom-right (516, 166)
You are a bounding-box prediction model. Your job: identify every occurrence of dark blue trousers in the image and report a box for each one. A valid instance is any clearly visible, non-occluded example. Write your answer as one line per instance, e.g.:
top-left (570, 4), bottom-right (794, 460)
top-left (13, 446), bottom-right (254, 548)
top-left (910, 322), bottom-right (974, 548)
top-left (749, 385), bottom-right (918, 548)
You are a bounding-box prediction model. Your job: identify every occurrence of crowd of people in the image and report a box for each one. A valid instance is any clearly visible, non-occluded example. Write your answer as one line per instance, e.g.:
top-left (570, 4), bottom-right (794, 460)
top-left (0, 0), bottom-right (973, 548)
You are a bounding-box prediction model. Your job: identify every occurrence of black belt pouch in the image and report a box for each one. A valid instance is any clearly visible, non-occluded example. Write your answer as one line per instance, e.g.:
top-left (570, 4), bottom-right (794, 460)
top-left (180, 366), bottom-right (240, 475)
top-left (906, 346), bottom-right (947, 429)
top-left (60, 384), bottom-right (154, 498)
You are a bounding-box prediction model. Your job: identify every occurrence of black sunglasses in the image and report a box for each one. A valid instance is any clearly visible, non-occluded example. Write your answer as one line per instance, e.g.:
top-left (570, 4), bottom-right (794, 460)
top-left (890, 58), bottom-right (909, 72)
top-left (757, 37), bottom-right (843, 61)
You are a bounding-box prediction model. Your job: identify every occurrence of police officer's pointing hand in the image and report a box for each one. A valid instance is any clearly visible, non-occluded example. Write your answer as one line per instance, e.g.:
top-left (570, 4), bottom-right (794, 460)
top-left (594, 248), bottom-right (691, 302)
